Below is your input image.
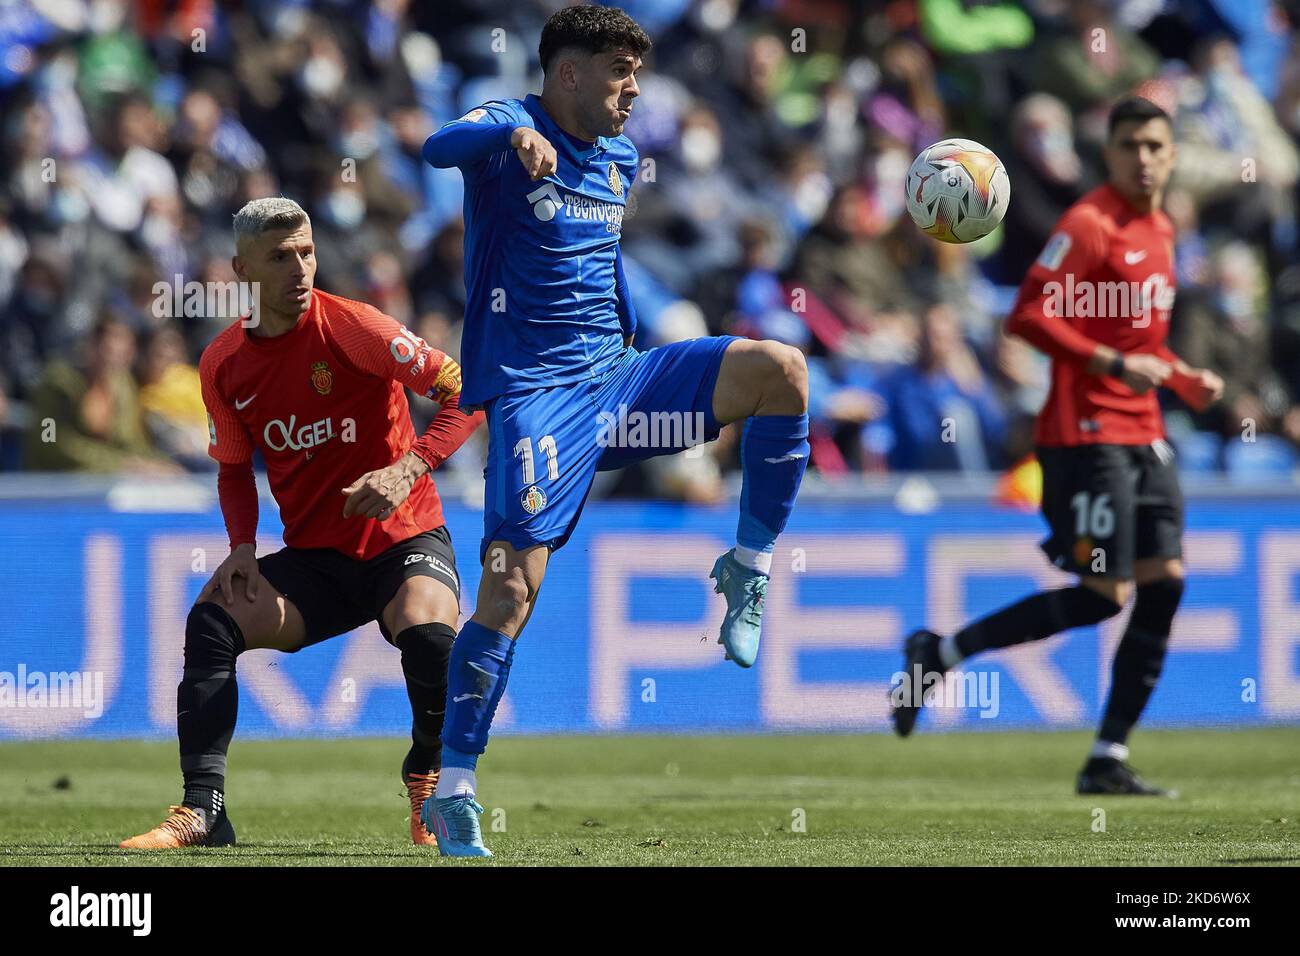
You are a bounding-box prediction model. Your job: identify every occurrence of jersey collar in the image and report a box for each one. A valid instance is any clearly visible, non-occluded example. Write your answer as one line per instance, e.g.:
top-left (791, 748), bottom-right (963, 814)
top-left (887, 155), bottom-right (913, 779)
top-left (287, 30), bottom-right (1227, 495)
top-left (524, 93), bottom-right (611, 163)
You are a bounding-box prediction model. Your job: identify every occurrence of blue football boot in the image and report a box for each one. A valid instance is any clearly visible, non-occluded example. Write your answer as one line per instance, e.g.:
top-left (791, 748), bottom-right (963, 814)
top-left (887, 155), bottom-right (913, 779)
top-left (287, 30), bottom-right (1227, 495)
top-left (709, 549), bottom-right (769, 668)
top-left (421, 794), bottom-right (493, 858)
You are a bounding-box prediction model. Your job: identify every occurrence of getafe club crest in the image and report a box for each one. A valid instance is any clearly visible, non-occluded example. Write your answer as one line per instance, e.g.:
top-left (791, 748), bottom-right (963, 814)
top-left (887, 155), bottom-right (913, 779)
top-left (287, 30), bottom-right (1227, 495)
top-left (607, 162), bottom-right (623, 198)
top-left (521, 484), bottom-right (548, 515)
top-left (311, 360), bottom-right (334, 396)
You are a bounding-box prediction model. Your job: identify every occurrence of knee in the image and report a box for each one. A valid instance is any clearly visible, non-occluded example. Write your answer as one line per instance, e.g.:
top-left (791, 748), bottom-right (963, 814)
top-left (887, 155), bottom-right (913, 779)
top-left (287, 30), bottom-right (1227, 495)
top-left (1083, 577), bottom-right (1132, 609)
top-left (1139, 575), bottom-right (1185, 600)
top-left (1131, 576), bottom-right (1185, 635)
top-left (385, 581), bottom-right (458, 641)
top-left (481, 570), bottom-right (532, 630)
top-left (185, 602), bottom-right (246, 671)
top-left (395, 621), bottom-right (456, 673)
top-left (765, 341), bottom-right (808, 412)
top-left (1072, 583), bottom-right (1126, 623)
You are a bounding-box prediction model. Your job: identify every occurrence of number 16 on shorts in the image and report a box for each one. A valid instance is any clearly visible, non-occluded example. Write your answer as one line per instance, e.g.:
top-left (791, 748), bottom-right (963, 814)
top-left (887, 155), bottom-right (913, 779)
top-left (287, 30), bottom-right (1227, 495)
top-left (1070, 491), bottom-right (1114, 573)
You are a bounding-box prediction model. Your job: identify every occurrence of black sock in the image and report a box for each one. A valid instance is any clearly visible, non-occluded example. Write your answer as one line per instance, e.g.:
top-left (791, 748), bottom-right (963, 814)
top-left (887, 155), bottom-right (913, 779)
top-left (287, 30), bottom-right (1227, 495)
top-left (1098, 577), bottom-right (1183, 745)
top-left (954, 585), bottom-right (1122, 659)
top-left (182, 784), bottom-right (226, 820)
top-left (178, 602), bottom-right (244, 809)
top-left (394, 622), bottom-right (455, 776)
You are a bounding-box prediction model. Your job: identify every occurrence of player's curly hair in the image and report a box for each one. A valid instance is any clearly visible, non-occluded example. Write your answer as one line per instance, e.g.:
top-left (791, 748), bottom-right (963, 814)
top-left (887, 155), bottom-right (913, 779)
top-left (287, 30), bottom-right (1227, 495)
top-left (539, 5), bottom-right (651, 75)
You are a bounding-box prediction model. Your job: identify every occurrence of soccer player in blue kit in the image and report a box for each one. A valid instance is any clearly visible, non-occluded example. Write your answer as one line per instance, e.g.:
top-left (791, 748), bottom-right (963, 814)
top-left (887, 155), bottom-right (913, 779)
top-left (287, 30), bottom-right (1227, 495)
top-left (418, 5), bottom-right (809, 856)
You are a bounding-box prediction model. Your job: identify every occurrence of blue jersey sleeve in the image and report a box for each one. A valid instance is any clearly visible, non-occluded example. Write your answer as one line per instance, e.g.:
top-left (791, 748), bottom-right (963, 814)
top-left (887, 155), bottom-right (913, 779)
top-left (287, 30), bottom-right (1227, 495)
top-left (614, 246), bottom-right (637, 342)
top-left (422, 100), bottom-right (532, 182)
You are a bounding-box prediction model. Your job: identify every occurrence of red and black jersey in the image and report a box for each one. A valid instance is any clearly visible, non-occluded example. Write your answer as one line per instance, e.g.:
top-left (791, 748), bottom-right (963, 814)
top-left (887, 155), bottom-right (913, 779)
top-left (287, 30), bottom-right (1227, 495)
top-left (199, 288), bottom-right (474, 561)
top-left (1007, 183), bottom-right (1178, 447)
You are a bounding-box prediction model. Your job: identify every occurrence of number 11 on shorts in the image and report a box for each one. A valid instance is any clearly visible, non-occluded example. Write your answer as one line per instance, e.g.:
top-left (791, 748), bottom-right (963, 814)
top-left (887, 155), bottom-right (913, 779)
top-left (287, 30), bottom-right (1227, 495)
top-left (514, 434), bottom-right (559, 484)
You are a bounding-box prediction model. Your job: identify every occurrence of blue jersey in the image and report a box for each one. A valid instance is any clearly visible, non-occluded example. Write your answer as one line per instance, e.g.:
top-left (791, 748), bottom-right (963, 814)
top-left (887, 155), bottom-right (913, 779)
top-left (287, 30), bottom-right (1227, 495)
top-left (422, 94), bottom-right (639, 407)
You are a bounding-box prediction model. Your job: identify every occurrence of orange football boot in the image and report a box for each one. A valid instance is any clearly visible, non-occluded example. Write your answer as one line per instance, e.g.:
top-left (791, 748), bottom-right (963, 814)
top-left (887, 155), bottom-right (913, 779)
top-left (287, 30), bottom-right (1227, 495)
top-left (404, 771), bottom-right (440, 846)
top-left (119, 805), bottom-right (235, 849)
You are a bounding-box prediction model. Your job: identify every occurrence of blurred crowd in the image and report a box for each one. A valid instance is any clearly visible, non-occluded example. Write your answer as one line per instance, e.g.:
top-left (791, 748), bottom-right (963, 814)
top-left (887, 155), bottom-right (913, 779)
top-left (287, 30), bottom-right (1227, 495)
top-left (3, 0), bottom-right (1300, 498)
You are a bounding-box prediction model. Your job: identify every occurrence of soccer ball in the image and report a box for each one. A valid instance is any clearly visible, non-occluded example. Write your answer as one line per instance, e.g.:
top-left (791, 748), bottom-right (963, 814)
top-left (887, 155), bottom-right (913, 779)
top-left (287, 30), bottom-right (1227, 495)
top-left (905, 138), bottom-right (1010, 243)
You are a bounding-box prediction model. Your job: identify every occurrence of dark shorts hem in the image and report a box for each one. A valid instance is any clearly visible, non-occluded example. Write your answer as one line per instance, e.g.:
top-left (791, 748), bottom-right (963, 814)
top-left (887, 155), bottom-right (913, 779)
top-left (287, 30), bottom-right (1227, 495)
top-left (258, 525), bottom-right (460, 649)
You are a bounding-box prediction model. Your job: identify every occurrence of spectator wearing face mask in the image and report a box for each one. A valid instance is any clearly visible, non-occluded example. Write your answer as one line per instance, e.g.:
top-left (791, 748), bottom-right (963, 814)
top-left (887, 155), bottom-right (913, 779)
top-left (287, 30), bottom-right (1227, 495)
top-left (1166, 242), bottom-right (1291, 441)
top-left (307, 168), bottom-right (390, 299)
top-left (621, 104), bottom-right (754, 296)
top-left (1173, 36), bottom-right (1299, 259)
top-left (993, 93), bottom-right (1092, 283)
top-left (332, 97), bottom-right (419, 229)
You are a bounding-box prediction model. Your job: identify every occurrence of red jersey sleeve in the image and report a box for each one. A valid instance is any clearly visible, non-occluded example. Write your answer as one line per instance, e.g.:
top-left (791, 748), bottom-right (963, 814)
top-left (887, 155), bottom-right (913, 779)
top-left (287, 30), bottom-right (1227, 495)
top-left (409, 391), bottom-right (484, 472)
top-left (1153, 341), bottom-right (1199, 398)
top-left (330, 302), bottom-right (463, 406)
top-left (199, 338), bottom-right (255, 464)
top-left (1006, 206), bottom-right (1110, 368)
top-left (217, 459), bottom-right (259, 548)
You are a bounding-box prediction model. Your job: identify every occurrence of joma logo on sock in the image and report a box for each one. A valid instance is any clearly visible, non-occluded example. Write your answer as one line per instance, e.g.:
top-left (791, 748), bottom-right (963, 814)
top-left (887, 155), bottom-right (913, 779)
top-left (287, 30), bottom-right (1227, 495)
top-left (890, 666), bottom-right (1000, 719)
top-left (49, 886), bottom-right (151, 936)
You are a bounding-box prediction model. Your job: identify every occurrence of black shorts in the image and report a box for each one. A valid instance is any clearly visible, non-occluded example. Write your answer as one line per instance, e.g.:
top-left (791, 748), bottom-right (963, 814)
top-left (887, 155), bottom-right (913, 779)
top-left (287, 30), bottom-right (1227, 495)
top-left (257, 526), bottom-right (461, 649)
top-left (1037, 441), bottom-right (1183, 580)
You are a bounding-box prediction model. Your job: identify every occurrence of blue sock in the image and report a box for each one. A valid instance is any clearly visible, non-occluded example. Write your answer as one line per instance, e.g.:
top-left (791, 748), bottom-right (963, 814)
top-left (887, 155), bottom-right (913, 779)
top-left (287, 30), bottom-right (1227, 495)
top-left (735, 414), bottom-right (809, 573)
top-left (438, 621), bottom-right (515, 780)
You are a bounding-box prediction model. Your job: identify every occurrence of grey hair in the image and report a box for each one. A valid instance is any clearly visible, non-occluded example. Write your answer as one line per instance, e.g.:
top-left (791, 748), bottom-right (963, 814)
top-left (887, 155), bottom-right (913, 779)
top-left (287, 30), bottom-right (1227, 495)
top-left (233, 197), bottom-right (310, 249)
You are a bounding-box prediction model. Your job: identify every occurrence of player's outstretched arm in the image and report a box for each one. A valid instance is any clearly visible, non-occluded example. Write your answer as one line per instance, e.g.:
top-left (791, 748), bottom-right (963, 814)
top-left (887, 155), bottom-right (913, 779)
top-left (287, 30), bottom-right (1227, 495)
top-left (422, 101), bottom-right (553, 179)
top-left (423, 118), bottom-right (518, 169)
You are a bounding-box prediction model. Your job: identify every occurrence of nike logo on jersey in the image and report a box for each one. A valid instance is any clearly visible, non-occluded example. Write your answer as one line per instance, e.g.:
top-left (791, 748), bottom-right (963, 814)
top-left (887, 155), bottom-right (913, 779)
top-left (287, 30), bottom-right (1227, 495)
top-left (234, 395), bottom-right (256, 410)
top-left (1124, 250), bottom-right (1148, 265)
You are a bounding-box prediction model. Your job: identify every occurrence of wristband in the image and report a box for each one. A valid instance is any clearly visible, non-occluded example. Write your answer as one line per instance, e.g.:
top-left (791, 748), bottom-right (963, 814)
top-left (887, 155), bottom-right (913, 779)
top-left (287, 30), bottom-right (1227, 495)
top-left (1108, 353), bottom-right (1126, 378)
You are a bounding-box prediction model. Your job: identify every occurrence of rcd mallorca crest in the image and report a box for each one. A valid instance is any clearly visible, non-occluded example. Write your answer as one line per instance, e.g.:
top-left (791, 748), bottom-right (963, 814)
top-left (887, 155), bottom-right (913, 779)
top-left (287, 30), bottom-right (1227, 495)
top-left (311, 360), bottom-right (334, 396)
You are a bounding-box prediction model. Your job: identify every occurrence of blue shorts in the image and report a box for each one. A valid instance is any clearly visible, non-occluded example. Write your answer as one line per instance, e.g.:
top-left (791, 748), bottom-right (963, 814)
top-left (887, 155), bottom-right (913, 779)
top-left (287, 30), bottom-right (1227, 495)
top-left (479, 335), bottom-right (739, 563)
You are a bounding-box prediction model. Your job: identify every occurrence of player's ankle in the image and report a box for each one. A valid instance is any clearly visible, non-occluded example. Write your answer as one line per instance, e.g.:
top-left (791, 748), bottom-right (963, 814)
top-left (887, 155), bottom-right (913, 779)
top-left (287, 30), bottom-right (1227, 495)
top-left (435, 765), bottom-right (477, 799)
top-left (182, 784), bottom-right (227, 822)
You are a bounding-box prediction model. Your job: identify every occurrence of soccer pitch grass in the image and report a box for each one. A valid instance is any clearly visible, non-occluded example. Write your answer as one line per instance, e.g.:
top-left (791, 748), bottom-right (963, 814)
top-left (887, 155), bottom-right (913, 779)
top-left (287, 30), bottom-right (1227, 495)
top-left (1, 728), bottom-right (1296, 866)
